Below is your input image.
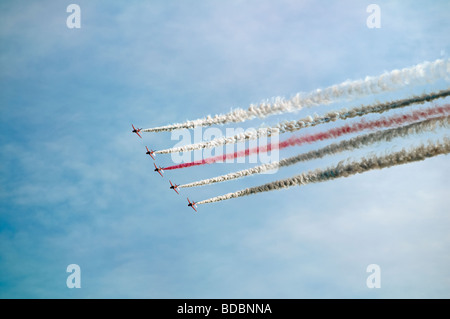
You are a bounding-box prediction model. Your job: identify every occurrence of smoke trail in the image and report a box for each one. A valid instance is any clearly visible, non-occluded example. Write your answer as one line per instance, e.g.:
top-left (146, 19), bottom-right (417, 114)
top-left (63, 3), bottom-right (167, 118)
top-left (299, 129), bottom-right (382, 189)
top-left (155, 89), bottom-right (450, 154)
top-left (180, 115), bottom-right (449, 188)
top-left (163, 104), bottom-right (450, 170)
top-left (144, 58), bottom-right (449, 133)
top-left (196, 138), bottom-right (450, 205)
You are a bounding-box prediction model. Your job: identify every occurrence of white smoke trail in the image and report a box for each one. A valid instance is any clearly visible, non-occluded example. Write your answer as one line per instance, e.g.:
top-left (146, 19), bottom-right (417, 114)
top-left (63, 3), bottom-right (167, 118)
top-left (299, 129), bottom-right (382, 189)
top-left (180, 116), bottom-right (449, 188)
top-left (155, 89), bottom-right (450, 154)
top-left (196, 138), bottom-right (450, 205)
top-left (144, 58), bottom-right (450, 133)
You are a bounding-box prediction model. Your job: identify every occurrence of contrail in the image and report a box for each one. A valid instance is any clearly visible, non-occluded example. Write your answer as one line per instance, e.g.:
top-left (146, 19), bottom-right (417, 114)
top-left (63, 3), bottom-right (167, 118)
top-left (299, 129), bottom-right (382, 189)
top-left (155, 89), bottom-right (450, 154)
top-left (163, 104), bottom-right (450, 170)
top-left (196, 138), bottom-right (450, 205)
top-left (180, 115), bottom-right (449, 188)
top-left (144, 58), bottom-right (449, 133)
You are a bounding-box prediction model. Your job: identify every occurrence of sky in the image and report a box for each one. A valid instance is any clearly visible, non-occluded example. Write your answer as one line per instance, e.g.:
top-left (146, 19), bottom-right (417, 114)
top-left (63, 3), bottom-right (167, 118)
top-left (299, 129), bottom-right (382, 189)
top-left (0, 0), bottom-right (449, 298)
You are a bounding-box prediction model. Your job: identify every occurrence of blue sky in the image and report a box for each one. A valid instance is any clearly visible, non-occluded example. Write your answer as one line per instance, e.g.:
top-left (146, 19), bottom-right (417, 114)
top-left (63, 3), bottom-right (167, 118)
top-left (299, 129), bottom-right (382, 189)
top-left (1, 0), bottom-right (449, 298)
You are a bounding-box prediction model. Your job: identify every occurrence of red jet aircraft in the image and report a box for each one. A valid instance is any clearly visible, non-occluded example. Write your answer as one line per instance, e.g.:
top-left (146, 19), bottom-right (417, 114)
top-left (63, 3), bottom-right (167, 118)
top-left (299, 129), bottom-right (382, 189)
top-left (169, 180), bottom-right (179, 194)
top-left (187, 198), bottom-right (197, 212)
top-left (131, 124), bottom-right (142, 138)
top-left (145, 146), bottom-right (156, 160)
top-left (154, 163), bottom-right (164, 177)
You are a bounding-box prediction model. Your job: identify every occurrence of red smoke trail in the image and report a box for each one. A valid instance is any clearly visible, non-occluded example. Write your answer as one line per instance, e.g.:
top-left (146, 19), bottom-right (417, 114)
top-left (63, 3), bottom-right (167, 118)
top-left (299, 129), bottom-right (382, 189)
top-left (163, 105), bottom-right (450, 170)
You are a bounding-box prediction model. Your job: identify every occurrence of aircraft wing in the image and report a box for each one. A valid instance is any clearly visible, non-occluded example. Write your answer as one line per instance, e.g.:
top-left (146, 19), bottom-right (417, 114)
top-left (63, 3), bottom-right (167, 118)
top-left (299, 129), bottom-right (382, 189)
top-left (174, 188), bottom-right (179, 195)
top-left (136, 131), bottom-right (142, 138)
